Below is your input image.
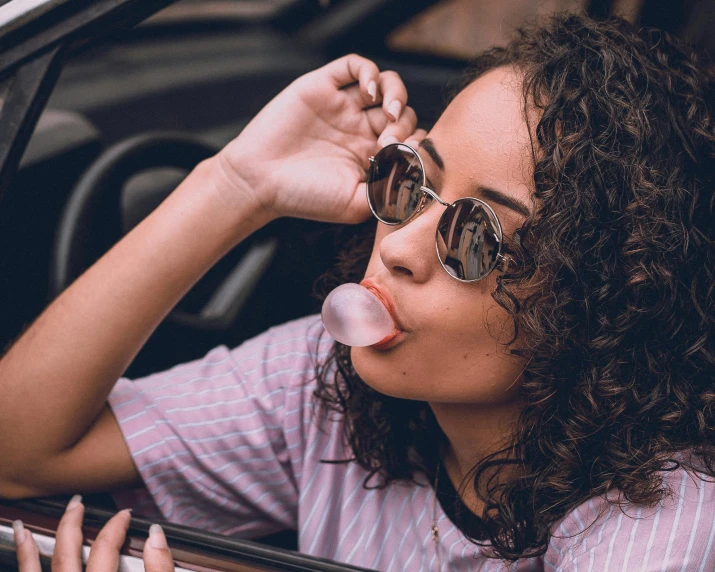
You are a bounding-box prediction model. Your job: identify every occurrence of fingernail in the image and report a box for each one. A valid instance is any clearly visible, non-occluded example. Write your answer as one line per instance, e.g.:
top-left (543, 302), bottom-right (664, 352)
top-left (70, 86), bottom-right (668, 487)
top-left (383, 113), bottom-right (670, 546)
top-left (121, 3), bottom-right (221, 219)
top-left (379, 135), bottom-right (399, 148)
top-left (13, 520), bottom-right (26, 546)
top-left (387, 100), bottom-right (402, 121)
top-left (367, 81), bottom-right (377, 103)
top-left (148, 524), bottom-right (168, 549)
top-left (67, 494), bottom-right (83, 510)
top-left (113, 508), bottom-right (132, 533)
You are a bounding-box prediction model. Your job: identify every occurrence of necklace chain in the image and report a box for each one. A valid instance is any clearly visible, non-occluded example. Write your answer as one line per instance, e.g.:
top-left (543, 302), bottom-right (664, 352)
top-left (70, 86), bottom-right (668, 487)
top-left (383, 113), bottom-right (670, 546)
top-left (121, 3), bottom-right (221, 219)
top-left (432, 462), bottom-right (442, 572)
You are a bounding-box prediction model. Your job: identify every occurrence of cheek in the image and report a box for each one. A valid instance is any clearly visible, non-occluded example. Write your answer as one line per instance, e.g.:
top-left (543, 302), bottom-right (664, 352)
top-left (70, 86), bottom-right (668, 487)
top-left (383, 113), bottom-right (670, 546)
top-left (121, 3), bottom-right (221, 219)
top-left (351, 337), bottom-right (523, 405)
top-left (350, 289), bottom-right (522, 404)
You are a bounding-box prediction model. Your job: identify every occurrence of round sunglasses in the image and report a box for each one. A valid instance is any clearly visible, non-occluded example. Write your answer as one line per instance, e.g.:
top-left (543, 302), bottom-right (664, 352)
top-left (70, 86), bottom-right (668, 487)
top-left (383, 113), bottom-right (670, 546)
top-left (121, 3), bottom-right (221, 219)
top-left (367, 142), bottom-right (504, 282)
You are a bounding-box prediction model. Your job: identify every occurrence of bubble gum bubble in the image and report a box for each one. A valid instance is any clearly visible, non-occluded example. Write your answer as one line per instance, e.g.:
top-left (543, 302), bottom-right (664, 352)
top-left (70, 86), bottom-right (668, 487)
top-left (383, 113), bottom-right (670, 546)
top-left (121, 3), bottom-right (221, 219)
top-left (321, 283), bottom-right (395, 347)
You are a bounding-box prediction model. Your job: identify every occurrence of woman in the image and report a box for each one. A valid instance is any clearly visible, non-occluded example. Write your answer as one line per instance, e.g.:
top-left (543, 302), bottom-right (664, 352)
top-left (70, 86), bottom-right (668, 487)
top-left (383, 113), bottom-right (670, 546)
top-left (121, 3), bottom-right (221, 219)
top-left (2, 13), bottom-right (715, 571)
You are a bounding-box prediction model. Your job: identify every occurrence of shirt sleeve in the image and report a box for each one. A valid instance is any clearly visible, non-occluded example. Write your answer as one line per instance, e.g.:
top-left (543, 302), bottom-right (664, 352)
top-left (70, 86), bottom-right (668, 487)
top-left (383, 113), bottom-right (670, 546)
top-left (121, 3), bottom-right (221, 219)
top-left (544, 467), bottom-right (715, 571)
top-left (107, 315), bottom-right (331, 538)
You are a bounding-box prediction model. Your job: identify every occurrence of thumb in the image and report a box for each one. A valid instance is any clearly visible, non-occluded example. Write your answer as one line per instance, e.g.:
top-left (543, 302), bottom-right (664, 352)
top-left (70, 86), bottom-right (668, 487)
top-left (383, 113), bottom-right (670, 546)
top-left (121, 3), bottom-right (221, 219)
top-left (143, 525), bottom-right (175, 572)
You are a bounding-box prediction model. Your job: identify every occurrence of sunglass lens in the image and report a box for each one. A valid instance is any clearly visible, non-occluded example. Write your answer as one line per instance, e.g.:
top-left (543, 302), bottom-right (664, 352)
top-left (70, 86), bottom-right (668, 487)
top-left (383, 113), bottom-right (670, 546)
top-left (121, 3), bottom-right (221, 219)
top-left (437, 199), bottom-right (502, 281)
top-left (368, 144), bottom-right (424, 223)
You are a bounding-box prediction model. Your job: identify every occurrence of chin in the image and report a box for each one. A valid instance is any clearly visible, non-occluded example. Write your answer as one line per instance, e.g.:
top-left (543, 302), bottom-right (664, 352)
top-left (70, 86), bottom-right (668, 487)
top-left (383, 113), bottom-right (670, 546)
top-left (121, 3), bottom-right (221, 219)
top-left (350, 345), bottom-right (427, 401)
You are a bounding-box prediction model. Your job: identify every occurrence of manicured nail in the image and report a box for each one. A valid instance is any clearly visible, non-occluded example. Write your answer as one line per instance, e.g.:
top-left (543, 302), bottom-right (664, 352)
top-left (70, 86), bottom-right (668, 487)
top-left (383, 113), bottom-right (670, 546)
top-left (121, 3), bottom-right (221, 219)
top-left (379, 135), bottom-right (399, 148)
top-left (367, 81), bottom-right (377, 102)
top-left (387, 100), bottom-right (402, 121)
top-left (67, 494), bottom-right (83, 510)
top-left (13, 520), bottom-right (26, 546)
top-left (148, 524), bottom-right (168, 549)
top-left (117, 508), bottom-right (133, 532)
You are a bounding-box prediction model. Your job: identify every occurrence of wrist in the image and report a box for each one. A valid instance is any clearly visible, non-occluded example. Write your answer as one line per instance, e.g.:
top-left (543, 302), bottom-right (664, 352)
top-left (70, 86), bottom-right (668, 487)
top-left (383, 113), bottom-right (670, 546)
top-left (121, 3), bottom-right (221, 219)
top-left (156, 155), bottom-right (276, 259)
top-left (196, 153), bottom-right (277, 229)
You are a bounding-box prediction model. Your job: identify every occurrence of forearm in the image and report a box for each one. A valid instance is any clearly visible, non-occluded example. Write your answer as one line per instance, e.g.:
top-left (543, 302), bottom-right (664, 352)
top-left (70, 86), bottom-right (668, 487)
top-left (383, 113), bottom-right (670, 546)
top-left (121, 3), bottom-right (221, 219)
top-left (0, 156), bottom-right (272, 473)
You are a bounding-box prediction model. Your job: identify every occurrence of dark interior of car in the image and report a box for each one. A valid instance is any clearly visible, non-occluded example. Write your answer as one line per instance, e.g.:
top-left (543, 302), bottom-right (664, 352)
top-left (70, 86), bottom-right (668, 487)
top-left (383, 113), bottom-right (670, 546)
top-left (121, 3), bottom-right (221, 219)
top-left (0, 0), bottom-right (469, 381)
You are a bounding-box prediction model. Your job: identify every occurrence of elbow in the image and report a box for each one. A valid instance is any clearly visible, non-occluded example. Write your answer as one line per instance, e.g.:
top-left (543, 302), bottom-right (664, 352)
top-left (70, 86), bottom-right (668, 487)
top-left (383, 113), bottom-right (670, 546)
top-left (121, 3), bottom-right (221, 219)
top-left (0, 479), bottom-right (43, 500)
top-left (0, 462), bottom-right (50, 500)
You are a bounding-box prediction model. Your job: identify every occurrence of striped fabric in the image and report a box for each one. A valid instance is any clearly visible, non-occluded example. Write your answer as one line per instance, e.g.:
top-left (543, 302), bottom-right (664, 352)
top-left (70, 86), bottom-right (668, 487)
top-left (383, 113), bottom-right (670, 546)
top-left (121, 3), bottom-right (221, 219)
top-left (108, 315), bottom-right (715, 571)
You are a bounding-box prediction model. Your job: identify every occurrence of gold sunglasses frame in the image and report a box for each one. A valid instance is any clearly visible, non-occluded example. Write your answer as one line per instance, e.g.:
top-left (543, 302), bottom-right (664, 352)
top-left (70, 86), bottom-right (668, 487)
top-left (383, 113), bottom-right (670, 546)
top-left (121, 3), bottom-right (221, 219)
top-left (367, 142), bottom-right (504, 283)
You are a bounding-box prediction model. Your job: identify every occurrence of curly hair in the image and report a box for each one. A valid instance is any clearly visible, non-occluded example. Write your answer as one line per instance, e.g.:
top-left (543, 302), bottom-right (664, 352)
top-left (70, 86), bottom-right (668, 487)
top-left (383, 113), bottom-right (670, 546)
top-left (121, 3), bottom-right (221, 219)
top-left (313, 14), bottom-right (715, 561)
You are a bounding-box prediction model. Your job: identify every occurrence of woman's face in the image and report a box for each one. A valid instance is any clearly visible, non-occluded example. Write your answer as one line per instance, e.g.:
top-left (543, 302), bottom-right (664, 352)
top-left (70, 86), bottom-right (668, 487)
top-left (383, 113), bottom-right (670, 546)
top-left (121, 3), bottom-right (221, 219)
top-left (352, 66), bottom-right (533, 406)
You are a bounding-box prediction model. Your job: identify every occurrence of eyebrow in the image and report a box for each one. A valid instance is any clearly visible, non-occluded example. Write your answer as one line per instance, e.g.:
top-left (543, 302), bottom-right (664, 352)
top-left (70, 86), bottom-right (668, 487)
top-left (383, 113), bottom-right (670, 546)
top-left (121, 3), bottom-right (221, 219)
top-left (419, 137), bottom-right (531, 218)
top-left (479, 186), bottom-right (531, 218)
top-left (419, 138), bottom-right (444, 170)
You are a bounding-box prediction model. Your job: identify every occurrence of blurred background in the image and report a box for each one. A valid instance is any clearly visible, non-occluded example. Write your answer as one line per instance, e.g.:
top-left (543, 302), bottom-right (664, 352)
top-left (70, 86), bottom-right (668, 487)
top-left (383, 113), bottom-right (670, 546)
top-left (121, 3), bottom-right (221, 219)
top-left (0, 0), bottom-right (713, 380)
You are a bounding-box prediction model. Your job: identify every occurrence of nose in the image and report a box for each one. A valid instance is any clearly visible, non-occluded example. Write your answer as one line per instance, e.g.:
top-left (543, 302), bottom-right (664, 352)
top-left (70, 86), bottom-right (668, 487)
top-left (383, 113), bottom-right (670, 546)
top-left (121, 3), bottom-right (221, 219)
top-left (378, 201), bottom-right (443, 283)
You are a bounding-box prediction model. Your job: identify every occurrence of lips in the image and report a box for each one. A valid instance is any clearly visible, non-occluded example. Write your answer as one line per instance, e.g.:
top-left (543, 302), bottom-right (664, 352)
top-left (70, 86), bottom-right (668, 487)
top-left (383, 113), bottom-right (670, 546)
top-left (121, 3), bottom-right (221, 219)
top-left (371, 329), bottom-right (404, 350)
top-left (359, 278), bottom-right (405, 339)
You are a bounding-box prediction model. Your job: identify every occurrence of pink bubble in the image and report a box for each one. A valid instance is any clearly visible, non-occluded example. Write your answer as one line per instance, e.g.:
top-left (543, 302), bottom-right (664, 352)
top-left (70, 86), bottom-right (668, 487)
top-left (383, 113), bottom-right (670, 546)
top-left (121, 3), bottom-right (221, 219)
top-left (321, 283), bottom-right (395, 347)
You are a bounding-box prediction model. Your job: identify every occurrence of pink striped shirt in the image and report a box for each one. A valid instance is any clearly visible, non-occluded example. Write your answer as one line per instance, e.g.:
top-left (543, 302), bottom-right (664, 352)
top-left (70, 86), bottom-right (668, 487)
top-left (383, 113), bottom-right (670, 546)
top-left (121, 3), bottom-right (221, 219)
top-left (108, 315), bottom-right (715, 571)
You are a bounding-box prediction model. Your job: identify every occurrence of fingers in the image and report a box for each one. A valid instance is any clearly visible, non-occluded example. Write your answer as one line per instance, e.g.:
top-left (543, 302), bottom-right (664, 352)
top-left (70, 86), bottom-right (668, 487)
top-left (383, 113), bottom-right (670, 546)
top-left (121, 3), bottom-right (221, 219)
top-left (52, 495), bottom-right (85, 572)
top-left (366, 105), bottom-right (419, 147)
top-left (322, 54), bottom-right (382, 102)
top-left (51, 497), bottom-right (174, 572)
top-left (378, 70), bottom-right (408, 121)
top-left (14, 520), bottom-right (41, 572)
top-left (86, 509), bottom-right (132, 572)
top-left (142, 524), bottom-right (175, 572)
top-left (323, 55), bottom-right (408, 120)
top-left (404, 128), bottom-right (429, 149)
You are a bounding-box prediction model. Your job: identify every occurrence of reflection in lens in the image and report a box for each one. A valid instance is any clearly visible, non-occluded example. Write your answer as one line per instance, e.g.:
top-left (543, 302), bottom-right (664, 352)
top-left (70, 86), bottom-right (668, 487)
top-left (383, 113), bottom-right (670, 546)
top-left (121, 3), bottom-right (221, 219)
top-left (437, 199), bottom-right (501, 281)
top-left (367, 144), bottom-right (424, 223)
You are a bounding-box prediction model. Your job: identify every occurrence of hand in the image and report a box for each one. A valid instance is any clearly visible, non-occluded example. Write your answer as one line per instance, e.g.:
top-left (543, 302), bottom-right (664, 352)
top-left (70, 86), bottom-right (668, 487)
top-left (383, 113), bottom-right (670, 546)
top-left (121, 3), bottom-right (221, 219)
top-left (215, 54), bottom-right (427, 224)
top-left (14, 496), bottom-right (174, 572)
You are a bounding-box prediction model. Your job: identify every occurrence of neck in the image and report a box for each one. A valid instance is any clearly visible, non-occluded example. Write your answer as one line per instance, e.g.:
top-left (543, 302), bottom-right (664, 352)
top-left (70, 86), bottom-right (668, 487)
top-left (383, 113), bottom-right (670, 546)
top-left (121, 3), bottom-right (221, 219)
top-left (430, 399), bottom-right (522, 513)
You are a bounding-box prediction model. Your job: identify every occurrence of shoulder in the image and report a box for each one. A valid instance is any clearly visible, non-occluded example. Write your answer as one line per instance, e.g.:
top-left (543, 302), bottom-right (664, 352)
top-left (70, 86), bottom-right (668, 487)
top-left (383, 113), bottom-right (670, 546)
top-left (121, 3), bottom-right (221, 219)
top-left (119, 314), bottom-right (331, 388)
top-left (230, 314), bottom-right (334, 394)
top-left (248, 314), bottom-right (333, 365)
top-left (109, 314), bottom-right (335, 426)
top-left (545, 464), bottom-right (715, 571)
